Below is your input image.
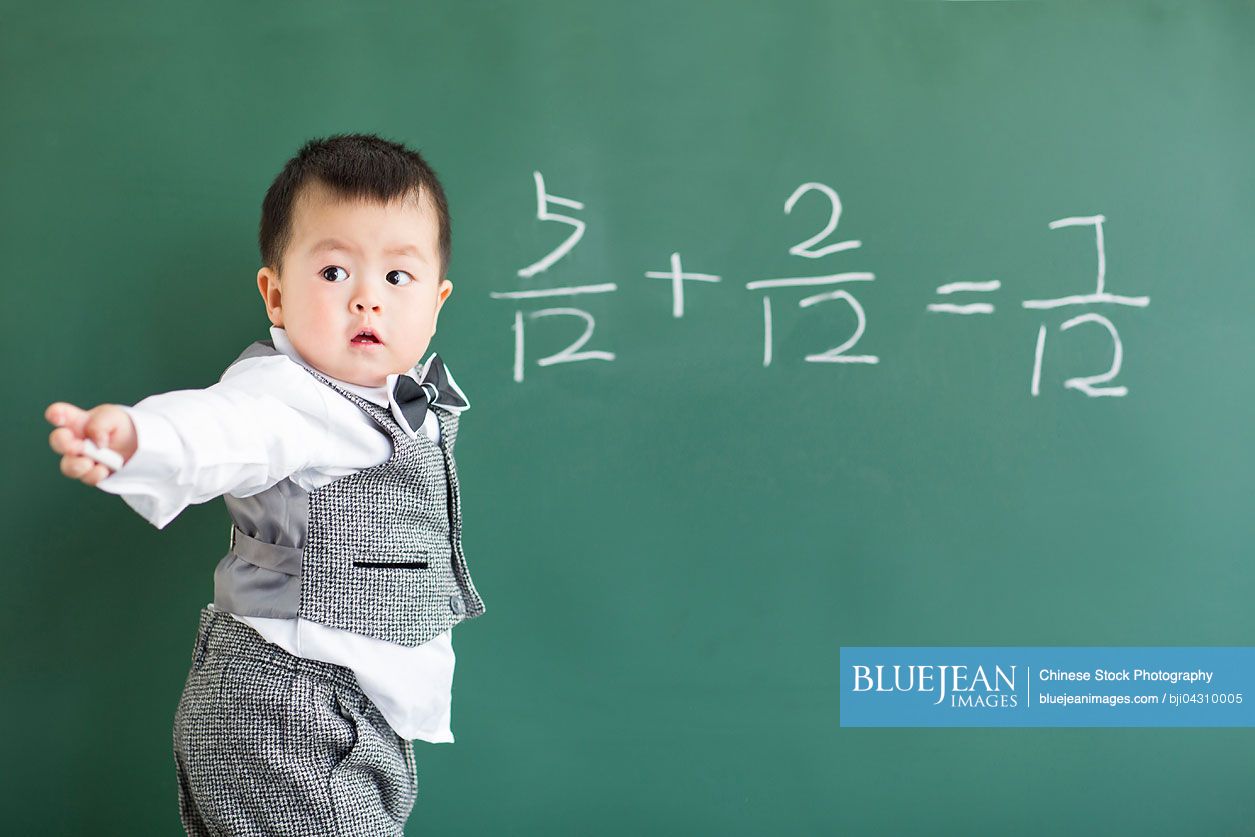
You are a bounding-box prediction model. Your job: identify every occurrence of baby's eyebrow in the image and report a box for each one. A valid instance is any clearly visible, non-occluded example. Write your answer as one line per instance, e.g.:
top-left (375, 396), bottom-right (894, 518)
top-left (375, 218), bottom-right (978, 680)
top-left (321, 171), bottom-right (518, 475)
top-left (309, 238), bottom-right (425, 260)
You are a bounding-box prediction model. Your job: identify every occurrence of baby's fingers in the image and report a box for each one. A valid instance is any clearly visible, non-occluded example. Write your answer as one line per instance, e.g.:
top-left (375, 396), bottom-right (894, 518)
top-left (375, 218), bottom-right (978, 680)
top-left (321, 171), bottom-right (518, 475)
top-left (83, 409), bottom-right (127, 448)
top-left (59, 453), bottom-right (94, 480)
top-left (59, 453), bottom-right (110, 486)
top-left (46, 402), bottom-right (89, 433)
top-left (80, 462), bottom-right (112, 487)
top-left (49, 426), bottom-right (84, 456)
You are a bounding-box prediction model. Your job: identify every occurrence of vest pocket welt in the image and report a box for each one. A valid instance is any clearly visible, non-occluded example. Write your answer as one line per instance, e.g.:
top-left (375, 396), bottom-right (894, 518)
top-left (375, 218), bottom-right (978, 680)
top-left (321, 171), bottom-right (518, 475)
top-left (352, 557), bottom-right (429, 569)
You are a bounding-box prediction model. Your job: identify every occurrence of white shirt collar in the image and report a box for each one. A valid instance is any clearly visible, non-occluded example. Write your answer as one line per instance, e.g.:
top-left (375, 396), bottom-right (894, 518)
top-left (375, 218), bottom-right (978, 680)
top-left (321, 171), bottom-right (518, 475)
top-left (268, 325), bottom-right (468, 438)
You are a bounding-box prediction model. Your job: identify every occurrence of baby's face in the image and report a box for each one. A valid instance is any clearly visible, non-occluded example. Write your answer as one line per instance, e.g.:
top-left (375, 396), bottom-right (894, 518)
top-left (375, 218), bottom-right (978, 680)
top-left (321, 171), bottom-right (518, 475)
top-left (257, 180), bottom-right (451, 387)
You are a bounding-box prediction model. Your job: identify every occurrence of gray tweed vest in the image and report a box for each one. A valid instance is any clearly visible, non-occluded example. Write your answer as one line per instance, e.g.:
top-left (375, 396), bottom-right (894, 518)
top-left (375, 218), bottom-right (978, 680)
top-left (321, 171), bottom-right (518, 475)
top-left (211, 340), bottom-right (486, 646)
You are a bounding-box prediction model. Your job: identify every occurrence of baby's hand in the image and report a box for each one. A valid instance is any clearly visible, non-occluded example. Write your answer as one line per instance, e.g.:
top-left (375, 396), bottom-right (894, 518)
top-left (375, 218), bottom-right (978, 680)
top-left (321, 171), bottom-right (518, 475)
top-left (45, 402), bottom-right (138, 486)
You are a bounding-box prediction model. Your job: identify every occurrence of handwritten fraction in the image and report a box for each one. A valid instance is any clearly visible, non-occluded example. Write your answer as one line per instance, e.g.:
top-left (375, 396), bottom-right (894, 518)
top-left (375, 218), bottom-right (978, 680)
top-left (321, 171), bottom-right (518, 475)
top-left (489, 173), bottom-right (1150, 397)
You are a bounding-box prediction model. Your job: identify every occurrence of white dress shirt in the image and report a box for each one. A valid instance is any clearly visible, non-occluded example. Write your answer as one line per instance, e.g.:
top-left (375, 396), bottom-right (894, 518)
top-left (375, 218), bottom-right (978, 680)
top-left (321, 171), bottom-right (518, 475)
top-left (97, 325), bottom-right (471, 743)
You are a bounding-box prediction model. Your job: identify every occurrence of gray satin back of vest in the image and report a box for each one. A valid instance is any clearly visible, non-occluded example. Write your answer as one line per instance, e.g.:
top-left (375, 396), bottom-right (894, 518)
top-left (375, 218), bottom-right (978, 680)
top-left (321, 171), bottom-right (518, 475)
top-left (212, 340), bottom-right (486, 646)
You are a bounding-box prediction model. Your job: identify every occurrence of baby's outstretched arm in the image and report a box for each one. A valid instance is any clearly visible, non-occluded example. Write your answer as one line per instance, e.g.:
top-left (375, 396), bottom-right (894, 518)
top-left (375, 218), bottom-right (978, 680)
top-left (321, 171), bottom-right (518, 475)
top-left (41, 357), bottom-right (341, 530)
top-left (45, 402), bottom-right (138, 487)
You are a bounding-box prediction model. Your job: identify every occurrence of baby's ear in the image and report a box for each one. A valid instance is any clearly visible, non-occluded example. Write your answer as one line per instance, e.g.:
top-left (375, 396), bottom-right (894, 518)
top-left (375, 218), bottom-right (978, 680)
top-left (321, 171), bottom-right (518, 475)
top-left (257, 267), bottom-right (283, 326)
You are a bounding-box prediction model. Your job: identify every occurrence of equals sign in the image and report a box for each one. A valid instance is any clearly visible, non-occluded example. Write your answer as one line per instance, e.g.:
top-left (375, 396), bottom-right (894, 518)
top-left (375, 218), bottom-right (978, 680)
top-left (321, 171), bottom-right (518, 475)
top-left (926, 280), bottom-right (1001, 315)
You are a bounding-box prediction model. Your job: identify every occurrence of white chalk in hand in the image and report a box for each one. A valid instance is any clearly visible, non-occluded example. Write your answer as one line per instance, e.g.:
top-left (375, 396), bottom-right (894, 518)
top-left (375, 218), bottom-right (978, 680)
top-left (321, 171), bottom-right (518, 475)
top-left (81, 438), bottom-right (124, 472)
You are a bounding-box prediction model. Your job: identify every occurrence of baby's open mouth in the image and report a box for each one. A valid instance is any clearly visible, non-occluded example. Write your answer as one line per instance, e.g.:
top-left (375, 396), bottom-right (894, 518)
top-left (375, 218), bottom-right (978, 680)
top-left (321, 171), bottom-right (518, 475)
top-left (351, 329), bottom-right (383, 344)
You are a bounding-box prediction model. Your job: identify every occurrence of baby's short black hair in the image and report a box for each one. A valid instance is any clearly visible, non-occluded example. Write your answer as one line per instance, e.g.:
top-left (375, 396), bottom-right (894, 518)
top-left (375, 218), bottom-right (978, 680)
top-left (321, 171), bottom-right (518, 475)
top-left (259, 132), bottom-right (452, 278)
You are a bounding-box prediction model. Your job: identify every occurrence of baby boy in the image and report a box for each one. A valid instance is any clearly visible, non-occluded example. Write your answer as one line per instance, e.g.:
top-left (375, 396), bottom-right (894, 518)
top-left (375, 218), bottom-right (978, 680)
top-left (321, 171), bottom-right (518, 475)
top-left (44, 132), bottom-right (486, 836)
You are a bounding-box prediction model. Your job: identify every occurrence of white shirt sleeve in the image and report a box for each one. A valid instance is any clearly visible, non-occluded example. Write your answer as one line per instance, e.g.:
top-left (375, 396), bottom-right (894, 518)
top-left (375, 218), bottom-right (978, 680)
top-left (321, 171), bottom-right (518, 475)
top-left (96, 355), bottom-right (338, 530)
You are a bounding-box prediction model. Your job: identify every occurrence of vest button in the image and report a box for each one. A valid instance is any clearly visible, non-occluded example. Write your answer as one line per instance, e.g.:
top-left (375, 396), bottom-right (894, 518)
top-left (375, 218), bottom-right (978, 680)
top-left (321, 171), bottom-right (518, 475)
top-left (449, 593), bottom-right (465, 615)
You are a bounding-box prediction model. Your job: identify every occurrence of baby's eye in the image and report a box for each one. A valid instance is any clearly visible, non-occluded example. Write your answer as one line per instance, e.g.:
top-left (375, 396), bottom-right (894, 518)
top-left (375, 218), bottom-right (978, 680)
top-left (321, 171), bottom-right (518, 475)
top-left (387, 270), bottom-right (414, 287)
top-left (320, 266), bottom-right (348, 283)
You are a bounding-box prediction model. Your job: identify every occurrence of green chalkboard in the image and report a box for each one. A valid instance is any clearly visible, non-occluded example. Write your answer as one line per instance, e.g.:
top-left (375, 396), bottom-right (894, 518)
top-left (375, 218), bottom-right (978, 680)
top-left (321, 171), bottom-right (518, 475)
top-left (6, 1), bottom-right (1255, 833)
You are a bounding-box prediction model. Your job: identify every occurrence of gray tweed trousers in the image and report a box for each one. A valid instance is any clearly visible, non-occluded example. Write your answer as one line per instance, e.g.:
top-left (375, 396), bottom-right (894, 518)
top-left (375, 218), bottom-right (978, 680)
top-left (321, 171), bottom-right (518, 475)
top-left (172, 605), bottom-right (419, 835)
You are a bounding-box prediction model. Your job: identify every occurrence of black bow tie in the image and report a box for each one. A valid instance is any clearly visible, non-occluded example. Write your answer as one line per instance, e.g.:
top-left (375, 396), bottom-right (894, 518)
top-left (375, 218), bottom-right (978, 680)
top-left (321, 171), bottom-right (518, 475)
top-left (392, 354), bottom-right (467, 432)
